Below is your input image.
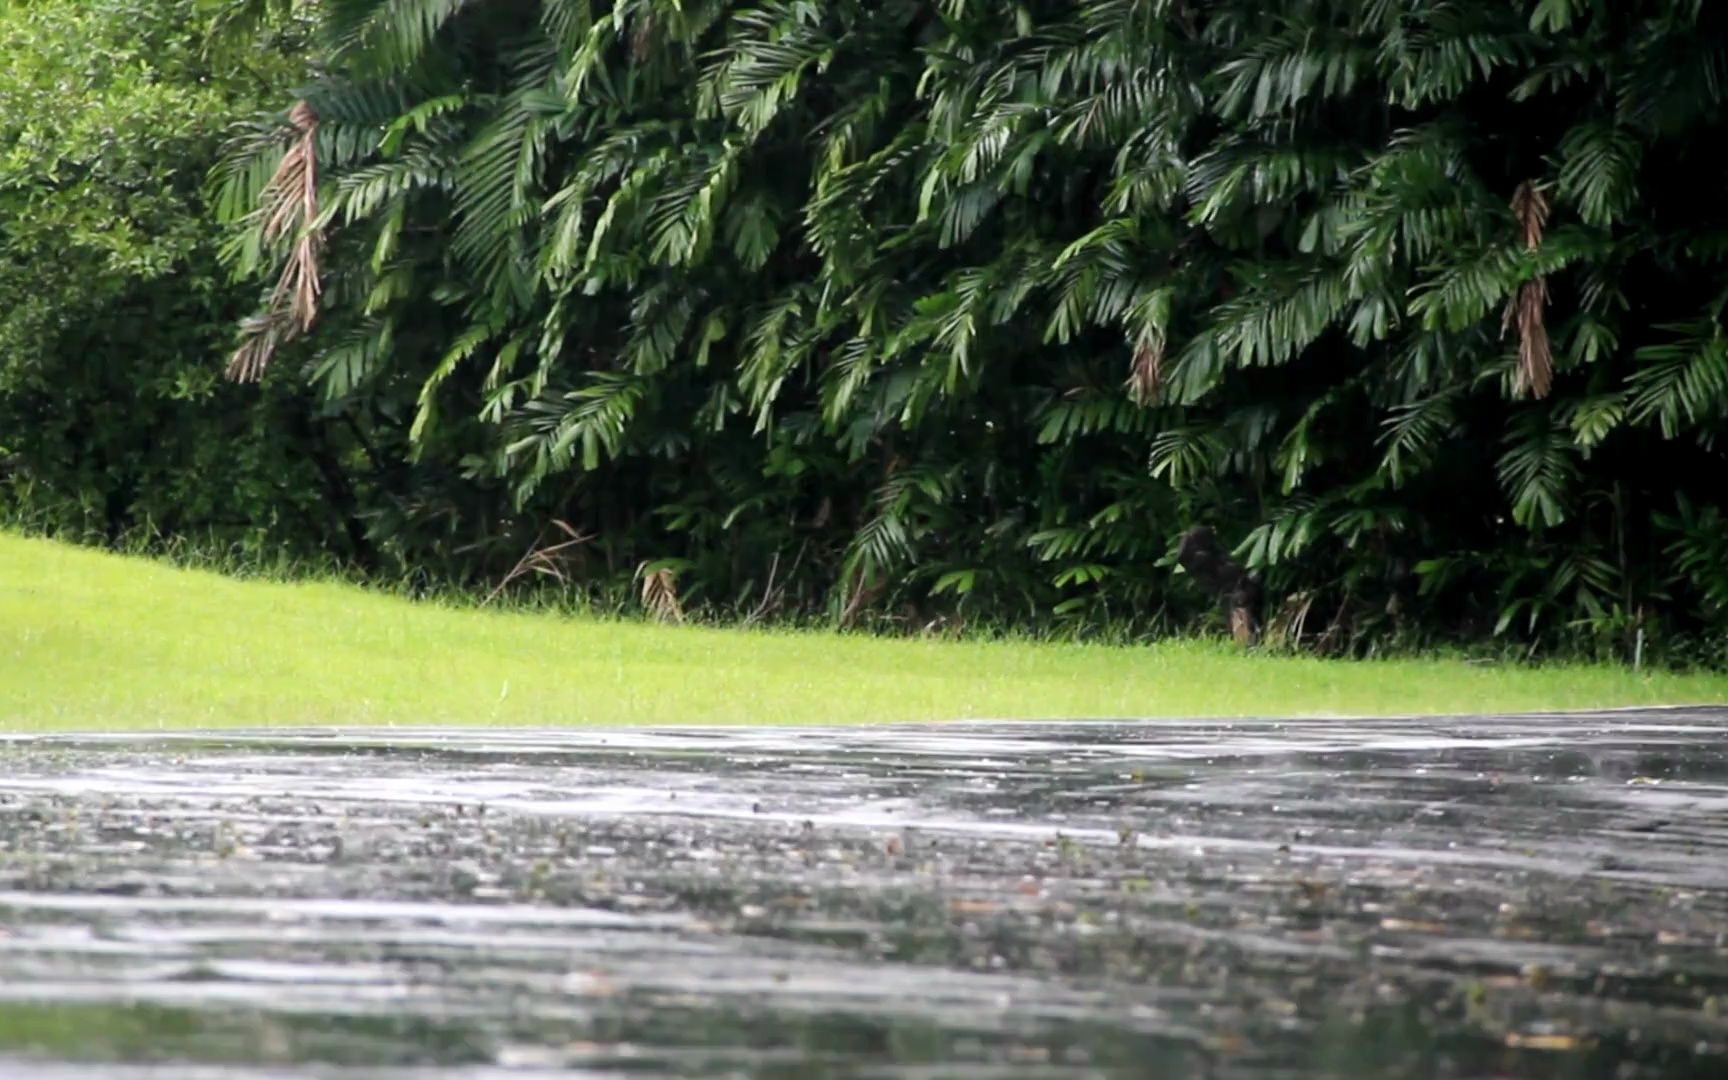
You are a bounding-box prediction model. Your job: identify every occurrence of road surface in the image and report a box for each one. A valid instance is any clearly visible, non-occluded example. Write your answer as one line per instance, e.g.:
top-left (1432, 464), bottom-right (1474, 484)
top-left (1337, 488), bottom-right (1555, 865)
top-left (1, 709), bottom-right (1726, 1076)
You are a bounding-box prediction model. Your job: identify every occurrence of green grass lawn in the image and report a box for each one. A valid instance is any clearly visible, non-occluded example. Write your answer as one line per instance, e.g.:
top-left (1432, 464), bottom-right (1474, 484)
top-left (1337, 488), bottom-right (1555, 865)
top-left (2, 531), bottom-right (1724, 730)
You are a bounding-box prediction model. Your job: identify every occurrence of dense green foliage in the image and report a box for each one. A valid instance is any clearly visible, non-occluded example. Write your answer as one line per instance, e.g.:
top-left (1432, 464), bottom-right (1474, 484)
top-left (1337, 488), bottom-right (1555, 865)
top-left (7, 0), bottom-right (1728, 663)
top-left (210, 0), bottom-right (1728, 660)
top-left (0, 0), bottom-right (365, 558)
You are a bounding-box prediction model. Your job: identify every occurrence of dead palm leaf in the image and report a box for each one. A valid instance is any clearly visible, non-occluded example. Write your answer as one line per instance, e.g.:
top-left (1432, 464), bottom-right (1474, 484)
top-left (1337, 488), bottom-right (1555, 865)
top-left (1510, 179), bottom-right (1549, 251)
top-left (483, 519), bottom-right (591, 605)
top-left (638, 563), bottom-right (685, 622)
top-left (1509, 276), bottom-right (1553, 399)
top-left (227, 101), bottom-right (323, 382)
top-left (1505, 180), bottom-right (1553, 399)
top-left (1125, 327), bottom-right (1165, 406)
top-left (1266, 589), bottom-right (1316, 650)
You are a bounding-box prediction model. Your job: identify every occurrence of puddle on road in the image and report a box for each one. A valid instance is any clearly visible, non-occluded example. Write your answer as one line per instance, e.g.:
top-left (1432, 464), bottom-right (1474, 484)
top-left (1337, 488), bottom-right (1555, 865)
top-left (1, 710), bottom-right (1726, 1077)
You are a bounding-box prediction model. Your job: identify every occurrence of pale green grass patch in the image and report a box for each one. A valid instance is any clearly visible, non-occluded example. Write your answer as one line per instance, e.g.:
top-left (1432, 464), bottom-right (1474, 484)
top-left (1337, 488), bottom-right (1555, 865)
top-left (2, 533), bottom-right (1723, 730)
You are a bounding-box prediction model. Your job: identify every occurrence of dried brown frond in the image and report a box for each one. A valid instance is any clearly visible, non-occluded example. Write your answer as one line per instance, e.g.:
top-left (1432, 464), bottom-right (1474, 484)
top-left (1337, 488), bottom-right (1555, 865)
top-left (1504, 180), bottom-right (1553, 399)
top-left (1265, 590), bottom-right (1316, 651)
top-left (639, 564), bottom-right (685, 623)
top-left (483, 520), bottom-right (592, 605)
top-left (226, 101), bottom-right (323, 383)
top-left (1229, 604), bottom-right (1258, 647)
top-left (1510, 180), bottom-right (1549, 252)
top-left (1510, 277), bottom-right (1553, 399)
top-left (275, 101), bottom-right (323, 334)
top-left (1125, 328), bottom-right (1164, 406)
top-left (225, 312), bottom-right (292, 384)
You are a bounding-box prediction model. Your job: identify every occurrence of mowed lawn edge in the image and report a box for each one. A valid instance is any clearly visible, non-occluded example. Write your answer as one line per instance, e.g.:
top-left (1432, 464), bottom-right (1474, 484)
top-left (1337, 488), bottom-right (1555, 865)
top-left (2, 532), bottom-right (1724, 731)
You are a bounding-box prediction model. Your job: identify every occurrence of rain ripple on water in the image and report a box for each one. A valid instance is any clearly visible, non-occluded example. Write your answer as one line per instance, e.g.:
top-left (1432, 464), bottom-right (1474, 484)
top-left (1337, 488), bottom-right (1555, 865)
top-left (0, 709), bottom-right (1726, 1076)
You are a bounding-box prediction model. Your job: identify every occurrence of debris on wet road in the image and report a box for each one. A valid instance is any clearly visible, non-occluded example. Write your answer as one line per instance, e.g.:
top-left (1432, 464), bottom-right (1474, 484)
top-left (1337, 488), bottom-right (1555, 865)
top-left (1, 709), bottom-right (1726, 1076)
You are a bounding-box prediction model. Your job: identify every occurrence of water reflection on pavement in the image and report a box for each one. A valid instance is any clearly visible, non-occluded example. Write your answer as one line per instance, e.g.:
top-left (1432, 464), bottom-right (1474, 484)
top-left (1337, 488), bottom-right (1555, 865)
top-left (1, 709), bottom-right (1725, 1077)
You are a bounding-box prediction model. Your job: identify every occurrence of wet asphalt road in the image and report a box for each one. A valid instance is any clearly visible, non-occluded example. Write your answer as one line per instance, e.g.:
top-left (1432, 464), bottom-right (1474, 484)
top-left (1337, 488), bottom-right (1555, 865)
top-left (0, 709), bottom-right (1726, 1078)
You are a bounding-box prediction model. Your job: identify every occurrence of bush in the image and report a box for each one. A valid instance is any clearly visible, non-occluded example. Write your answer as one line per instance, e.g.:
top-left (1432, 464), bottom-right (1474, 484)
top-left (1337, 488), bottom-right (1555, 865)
top-left (0, 0), bottom-right (359, 560)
